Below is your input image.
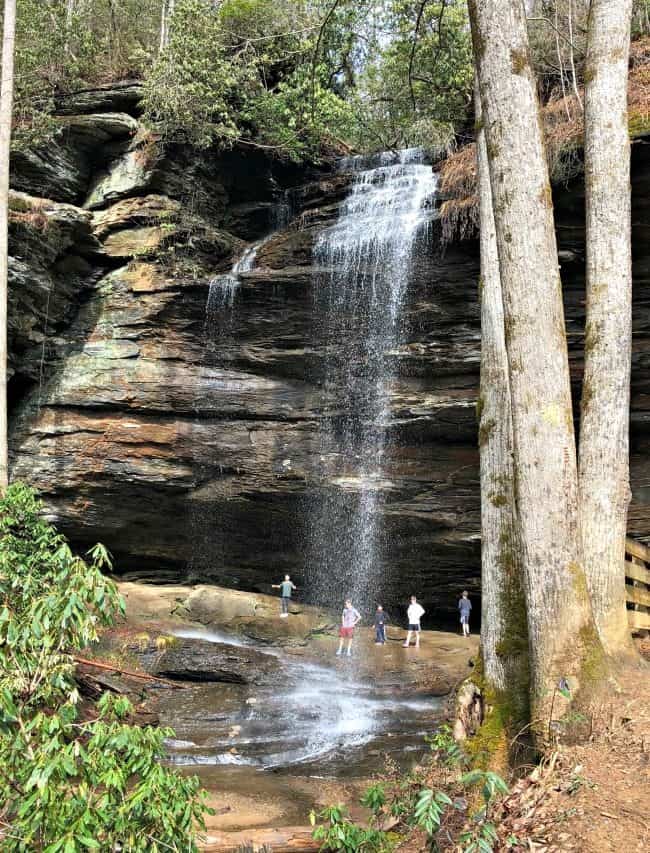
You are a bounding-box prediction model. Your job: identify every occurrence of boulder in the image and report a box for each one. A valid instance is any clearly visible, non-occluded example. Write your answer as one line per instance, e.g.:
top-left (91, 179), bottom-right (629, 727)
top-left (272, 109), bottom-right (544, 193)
top-left (10, 113), bottom-right (138, 205)
top-left (184, 586), bottom-right (335, 645)
top-left (55, 81), bottom-right (144, 116)
top-left (84, 130), bottom-right (158, 209)
top-left (146, 638), bottom-right (281, 684)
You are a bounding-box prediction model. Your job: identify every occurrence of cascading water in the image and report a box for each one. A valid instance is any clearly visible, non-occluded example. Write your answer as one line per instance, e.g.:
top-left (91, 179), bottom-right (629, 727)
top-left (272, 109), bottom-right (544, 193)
top-left (205, 239), bottom-right (262, 321)
top-left (309, 148), bottom-right (438, 610)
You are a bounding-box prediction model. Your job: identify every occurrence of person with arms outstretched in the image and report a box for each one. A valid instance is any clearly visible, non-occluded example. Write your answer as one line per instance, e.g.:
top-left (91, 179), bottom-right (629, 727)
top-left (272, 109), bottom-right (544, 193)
top-left (336, 599), bottom-right (361, 656)
top-left (272, 574), bottom-right (296, 617)
top-left (404, 595), bottom-right (425, 648)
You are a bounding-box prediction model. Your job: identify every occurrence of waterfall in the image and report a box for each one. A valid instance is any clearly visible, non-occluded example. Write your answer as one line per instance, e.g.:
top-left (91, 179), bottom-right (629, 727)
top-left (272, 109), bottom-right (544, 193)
top-left (206, 240), bottom-right (263, 318)
top-left (309, 148), bottom-right (438, 610)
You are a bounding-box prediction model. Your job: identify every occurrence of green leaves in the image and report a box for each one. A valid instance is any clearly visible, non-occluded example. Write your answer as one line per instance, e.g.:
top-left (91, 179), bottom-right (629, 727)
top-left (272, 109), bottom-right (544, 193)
top-left (360, 783), bottom-right (386, 814)
top-left (461, 770), bottom-right (509, 806)
top-left (413, 788), bottom-right (452, 836)
top-left (0, 482), bottom-right (211, 851)
top-left (311, 795), bottom-right (393, 853)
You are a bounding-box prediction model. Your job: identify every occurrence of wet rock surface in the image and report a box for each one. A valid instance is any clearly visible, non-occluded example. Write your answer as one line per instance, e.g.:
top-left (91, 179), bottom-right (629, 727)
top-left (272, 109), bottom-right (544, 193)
top-left (6, 88), bottom-right (650, 619)
top-left (112, 582), bottom-right (470, 782)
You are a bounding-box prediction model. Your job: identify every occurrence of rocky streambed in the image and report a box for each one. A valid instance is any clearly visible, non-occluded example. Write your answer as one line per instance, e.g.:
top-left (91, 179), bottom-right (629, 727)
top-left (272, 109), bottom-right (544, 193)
top-left (104, 582), bottom-right (478, 841)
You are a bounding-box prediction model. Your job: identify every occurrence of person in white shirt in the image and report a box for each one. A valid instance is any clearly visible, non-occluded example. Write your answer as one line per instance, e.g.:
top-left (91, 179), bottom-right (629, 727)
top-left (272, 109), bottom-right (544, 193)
top-left (404, 595), bottom-right (425, 648)
top-left (336, 599), bottom-right (362, 657)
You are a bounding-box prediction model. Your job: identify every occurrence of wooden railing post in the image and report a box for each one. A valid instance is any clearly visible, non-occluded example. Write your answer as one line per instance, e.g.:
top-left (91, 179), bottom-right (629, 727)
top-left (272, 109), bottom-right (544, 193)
top-left (625, 537), bottom-right (650, 635)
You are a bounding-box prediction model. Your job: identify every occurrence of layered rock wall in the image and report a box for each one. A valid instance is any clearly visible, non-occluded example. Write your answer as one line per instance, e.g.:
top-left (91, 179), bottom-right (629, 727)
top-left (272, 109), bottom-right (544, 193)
top-left (8, 86), bottom-right (650, 622)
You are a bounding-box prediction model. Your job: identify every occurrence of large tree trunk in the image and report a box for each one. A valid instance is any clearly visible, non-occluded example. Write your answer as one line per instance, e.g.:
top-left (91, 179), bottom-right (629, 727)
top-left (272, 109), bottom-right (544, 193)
top-left (468, 0), bottom-right (602, 735)
top-left (579, 0), bottom-right (635, 656)
top-left (475, 83), bottom-right (530, 737)
top-left (0, 0), bottom-right (16, 491)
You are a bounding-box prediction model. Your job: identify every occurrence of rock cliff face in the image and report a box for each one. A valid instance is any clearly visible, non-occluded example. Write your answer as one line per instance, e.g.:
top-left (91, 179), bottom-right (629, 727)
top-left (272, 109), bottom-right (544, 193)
top-left (7, 85), bottom-right (650, 622)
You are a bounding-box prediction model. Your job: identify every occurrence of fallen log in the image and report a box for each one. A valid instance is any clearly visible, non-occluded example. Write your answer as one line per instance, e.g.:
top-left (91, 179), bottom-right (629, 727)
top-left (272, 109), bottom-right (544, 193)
top-left (201, 827), bottom-right (320, 853)
top-left (73, 655), bottom-right (181, 688)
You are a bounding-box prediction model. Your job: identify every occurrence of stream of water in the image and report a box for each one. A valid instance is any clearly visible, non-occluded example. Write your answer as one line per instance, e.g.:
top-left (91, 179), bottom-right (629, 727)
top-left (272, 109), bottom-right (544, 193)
top-left (170, 156), bottom-right (441, 796)
top-left (309, 149), bottom-right (438, 608)
top-left (161, 628), bottom-right (440, 775)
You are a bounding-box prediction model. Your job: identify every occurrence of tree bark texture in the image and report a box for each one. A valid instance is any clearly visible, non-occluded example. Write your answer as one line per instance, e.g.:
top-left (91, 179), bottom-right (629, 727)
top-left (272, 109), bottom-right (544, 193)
top-left (475, 83), bottom-right (529, 730)
top-left (0, 0), bottom-right (16, 491)
top-left (579, 0), bottom-right (634, 655)
top-left (468, 0), bottom-right (600, 732)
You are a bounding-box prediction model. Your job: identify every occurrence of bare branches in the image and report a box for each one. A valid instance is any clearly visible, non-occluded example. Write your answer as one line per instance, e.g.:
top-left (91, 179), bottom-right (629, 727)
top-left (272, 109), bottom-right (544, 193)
top-left (310, 0), bottom-right (343, 122)
top-left (408, 0), bottom-right (450, 111)
top-left (408, 1), bottom-right (431, 110)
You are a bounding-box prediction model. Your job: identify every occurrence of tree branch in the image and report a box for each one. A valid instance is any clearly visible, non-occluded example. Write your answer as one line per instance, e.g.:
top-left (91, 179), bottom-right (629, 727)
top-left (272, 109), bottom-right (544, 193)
top-left (310, 0), bottom-right (343, 122)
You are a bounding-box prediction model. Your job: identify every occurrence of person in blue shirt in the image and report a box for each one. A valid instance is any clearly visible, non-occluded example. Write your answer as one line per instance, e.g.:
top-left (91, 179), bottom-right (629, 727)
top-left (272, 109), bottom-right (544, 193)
top-left (272, 574), bottom-right (297, 617)
top-left (458, 590), bottom-right (472, 637)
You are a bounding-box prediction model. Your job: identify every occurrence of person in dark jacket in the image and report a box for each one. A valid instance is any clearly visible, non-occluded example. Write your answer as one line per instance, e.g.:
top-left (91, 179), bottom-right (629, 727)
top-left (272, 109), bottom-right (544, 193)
top-left (374, 605), bottom-right (388, 645)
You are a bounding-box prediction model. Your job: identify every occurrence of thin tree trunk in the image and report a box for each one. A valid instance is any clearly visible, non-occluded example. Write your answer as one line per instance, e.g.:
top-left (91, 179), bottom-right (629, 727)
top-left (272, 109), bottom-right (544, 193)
top-left (579, 0), bottom-right (635, 655)
top-left (567, 0), bottom-right (583, 109)
top-left (468, 0), bottom-right (602, 737)
top-left (64, 0), bottom-right (75, 56)
top-left (475, 82), bottom-right (530, 738)
top-left (160, 0), bottom-right (175, 52)
top-left (0, 0), bottom-right (16, 492)
top-left (159, 0), bottom-right (168, 54)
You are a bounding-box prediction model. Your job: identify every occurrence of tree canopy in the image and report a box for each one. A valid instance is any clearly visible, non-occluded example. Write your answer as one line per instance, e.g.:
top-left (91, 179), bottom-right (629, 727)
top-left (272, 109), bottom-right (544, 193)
top-left (6, 0), bottom-right (474, 159)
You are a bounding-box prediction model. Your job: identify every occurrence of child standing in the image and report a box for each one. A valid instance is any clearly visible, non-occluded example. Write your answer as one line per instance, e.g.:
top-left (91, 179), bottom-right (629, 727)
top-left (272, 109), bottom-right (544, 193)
top-left (404, 596), bottom-right (425, 648)
top-left (458, 590), bottom-right (472, 637)
top-left (374, 605), bottom-right (387, 645)
top-left (336, 599), bottom-right (361, 657)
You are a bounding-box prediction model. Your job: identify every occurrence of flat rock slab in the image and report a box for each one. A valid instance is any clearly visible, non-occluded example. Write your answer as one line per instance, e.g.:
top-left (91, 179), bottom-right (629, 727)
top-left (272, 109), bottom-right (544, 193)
top-left (146, 637), bottom-right (281, 685)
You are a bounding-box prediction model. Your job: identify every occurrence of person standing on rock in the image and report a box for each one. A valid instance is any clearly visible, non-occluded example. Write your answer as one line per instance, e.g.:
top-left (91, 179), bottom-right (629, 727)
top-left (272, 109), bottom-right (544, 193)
top-left (403, 596), bottom-right (425, 648)
top-left (336, 599), bottom-right (361, 657)
top-left (272, 574), bottom-right (297, 618)
top-left (458, 590), bottom-right (472, 637)
top-left (374, 605), bottom-right (388, 645)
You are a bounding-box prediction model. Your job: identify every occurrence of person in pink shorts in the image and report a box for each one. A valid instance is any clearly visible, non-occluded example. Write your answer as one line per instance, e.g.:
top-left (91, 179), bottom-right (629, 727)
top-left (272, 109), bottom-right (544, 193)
top-left (336, 599), bottom-right (361, 657)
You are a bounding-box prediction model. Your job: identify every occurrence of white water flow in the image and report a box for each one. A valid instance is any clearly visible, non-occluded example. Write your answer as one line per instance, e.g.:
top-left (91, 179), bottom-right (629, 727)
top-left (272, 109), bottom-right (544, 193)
top-left (161, 631), bottom-right (439, 771)
top-left (310, 149), bottom-right (437, 608)
top-left (205, 239), bottom-right (262, 319)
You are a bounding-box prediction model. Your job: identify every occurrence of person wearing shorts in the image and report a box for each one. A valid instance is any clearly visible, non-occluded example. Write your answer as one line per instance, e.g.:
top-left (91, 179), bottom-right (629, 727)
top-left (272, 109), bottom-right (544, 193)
top-left (404, 596), bottom-right (425, 648)
top-left (336, 599), bottom-right (361, 657)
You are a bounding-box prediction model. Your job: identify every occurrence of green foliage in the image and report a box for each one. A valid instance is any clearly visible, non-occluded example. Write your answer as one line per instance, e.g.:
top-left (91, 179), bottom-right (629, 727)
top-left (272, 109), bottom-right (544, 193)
top-left (142, 0), bottom-right (358, 157)
top-left (459, 820), bottom-right (499, 853)
top-left (142, 0), bottom-right (248, 148)
top-left (360, 783), bottom-right (387, 815)
top-left (8, 0), bottom-right (473, 161)
top-left (348, 0), bottom-right (473, 152)
top-left (310, 803), bottom-right (392, 853)
top-left (0, 483), bottom-right (211, 851)
top-left (458, 770), bottom-right (509, 853)
top-left (12, 0), bottom-right (161, 148)
top-left (426, 723), bottom-right (469, 768)
top-left (413, 788), bottom-right (453, 837)
top-left (461, 770), bottom-right (509, 809)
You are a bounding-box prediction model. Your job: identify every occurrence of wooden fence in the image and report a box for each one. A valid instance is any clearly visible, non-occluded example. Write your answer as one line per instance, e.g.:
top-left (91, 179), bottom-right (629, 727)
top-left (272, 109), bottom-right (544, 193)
top-left (625, 538), bottom-right (650, 633)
